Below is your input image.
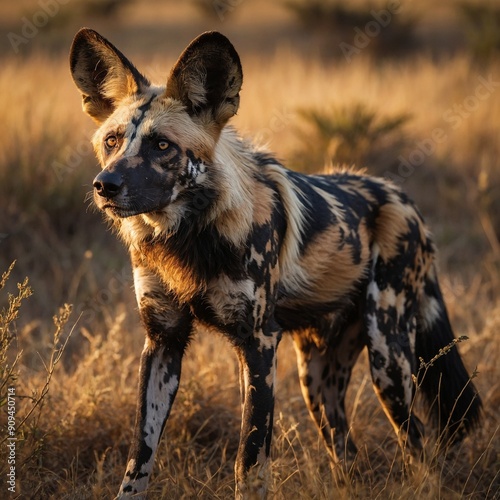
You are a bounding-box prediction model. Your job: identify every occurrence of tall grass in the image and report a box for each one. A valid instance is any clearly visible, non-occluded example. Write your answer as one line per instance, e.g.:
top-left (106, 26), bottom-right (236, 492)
top-left (0, 263), bottom-right (75, 497)
top-left (0, 262), bottom-right (31, 408)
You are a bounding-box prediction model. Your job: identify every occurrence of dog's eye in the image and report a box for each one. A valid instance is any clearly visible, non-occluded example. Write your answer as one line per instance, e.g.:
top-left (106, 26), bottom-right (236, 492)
top-left (105, 135), bottom-right (117, 149)
top-left (158, 140), bottom-right (169, 151)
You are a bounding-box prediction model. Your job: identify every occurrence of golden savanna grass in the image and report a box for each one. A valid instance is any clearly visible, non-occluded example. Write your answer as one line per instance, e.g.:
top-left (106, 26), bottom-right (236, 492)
top-left (0, 0), bottom-right (499, 498)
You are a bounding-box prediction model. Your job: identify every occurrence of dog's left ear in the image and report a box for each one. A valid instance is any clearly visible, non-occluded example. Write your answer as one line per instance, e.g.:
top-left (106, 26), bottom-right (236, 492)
top-left (166, 31), bottom-right (243, 133)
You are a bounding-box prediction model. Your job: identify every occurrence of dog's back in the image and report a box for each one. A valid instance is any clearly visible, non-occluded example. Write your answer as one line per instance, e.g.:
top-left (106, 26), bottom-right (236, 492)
top-left (261, 164), bottom-right (481, 460)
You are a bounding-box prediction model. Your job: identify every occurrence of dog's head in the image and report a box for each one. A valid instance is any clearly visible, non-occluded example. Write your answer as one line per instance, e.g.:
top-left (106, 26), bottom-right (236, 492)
top-left (70, 29), bottom-right (242, 220)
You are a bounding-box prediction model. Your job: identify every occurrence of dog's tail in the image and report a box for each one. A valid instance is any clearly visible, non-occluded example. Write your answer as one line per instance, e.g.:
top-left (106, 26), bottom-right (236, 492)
top-left (415, 265), bottom-right (481, 444)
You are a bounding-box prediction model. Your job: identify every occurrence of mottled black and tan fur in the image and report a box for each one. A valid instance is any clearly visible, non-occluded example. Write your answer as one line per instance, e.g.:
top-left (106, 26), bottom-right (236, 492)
top-left (70, 29), bottom-right (481, 499)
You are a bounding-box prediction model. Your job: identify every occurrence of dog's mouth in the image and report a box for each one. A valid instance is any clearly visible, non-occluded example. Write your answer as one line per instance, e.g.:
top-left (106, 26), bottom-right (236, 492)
top-left (101, 201), bottom-right (169, 219)
top-left (102, 203), bottom-right (153, 218)
top-left (107, 207), bottom-right (139, 218)
top-left (95, 189), bottom-right (172, 219)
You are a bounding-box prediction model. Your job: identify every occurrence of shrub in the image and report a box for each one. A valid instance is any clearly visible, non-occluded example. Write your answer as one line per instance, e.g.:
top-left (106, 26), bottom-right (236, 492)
top-left (292, 103), bottom-right (410, 172)
top-left (79, 0), bottom-right (132, 17)
top-left (282, 0), bottom-right (416, 57)
top-left (458, 2), bottom-right (500, 60)
top-left (190, 0), bottom-right (240, 21)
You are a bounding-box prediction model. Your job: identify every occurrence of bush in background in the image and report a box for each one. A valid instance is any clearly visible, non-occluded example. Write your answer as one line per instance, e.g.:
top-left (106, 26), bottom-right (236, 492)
top-left (292, 103), bottom-right (410, 172)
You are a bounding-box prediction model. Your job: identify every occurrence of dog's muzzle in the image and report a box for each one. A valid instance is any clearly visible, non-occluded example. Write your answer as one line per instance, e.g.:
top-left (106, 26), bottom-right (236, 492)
top-left (93, 170), bottom-right (124, 199)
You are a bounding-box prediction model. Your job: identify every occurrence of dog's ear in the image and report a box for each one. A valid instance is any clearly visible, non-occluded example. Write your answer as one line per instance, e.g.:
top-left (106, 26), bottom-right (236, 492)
top-left (70, 28), bottom-right (149, 124)
top-left (166, 31), bottom-right (243, 134)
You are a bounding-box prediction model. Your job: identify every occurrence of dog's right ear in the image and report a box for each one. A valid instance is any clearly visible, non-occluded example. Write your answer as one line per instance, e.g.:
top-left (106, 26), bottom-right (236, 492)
top-left (70, 28), bottom-right (149, 124)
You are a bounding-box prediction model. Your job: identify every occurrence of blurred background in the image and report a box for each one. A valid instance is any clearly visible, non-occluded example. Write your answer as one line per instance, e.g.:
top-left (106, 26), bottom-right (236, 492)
top-left (0, 0), bottom-right (499, 498)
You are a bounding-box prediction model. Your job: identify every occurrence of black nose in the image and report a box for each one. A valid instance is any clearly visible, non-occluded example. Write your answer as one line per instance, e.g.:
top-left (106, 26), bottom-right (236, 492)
top-left (93, 170), bottom-right (123, 199)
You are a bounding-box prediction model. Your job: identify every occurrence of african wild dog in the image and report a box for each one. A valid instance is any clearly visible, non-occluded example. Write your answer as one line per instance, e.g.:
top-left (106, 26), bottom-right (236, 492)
top-left (70, 29), bottom-right (481, 498)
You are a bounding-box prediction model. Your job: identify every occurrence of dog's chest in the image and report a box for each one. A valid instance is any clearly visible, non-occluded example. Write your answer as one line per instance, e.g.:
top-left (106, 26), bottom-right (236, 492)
top-left (135, 233), bottom-right (254, 318)
top-left (132, 219), bottom-right (243, 296)
top-left (189, 275), bottom-right (257, 334)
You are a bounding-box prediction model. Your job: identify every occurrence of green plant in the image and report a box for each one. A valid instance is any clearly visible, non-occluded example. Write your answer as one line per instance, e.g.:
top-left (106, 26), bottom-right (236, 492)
top-left (190, 0), bottom-right (239, 21)
top-left (80, 0), bottom-right (132, 17)
top-left (458, 2), bottom-right (500, 60)
top-left (292, 103), bottom-right (410, 172)
top-left (283, 0), bottom-right (372, 29)
top-left (282, 0), bottom-right (416, 57)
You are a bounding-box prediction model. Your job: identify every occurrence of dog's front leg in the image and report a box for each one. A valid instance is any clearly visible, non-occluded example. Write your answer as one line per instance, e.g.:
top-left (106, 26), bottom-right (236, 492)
top-left (235, 328), bottom-right (280, 499)
top-left (117, 340), bottom-right (183, 498)
top-left (118, 264), bottom-right (192, 498)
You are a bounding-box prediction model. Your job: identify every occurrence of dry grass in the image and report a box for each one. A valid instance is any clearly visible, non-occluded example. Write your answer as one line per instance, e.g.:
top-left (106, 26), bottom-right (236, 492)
top-left (0, 0), bottom-right (499, 498)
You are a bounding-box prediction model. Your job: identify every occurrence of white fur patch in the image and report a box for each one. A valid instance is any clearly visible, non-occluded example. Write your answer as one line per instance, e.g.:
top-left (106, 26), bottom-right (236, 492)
top-left (144, 352), bottom-right (178, 451)
top-left (420, 293), bottom-right (442, 330)
top-left (264, 164), bottom-right (309, 292)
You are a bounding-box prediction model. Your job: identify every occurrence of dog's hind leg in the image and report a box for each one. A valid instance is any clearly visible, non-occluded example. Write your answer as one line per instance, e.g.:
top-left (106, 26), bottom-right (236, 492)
top-left (292, 320), bottom-right (364, 468)
top-left (364, 255), bottom-right (424, 456)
